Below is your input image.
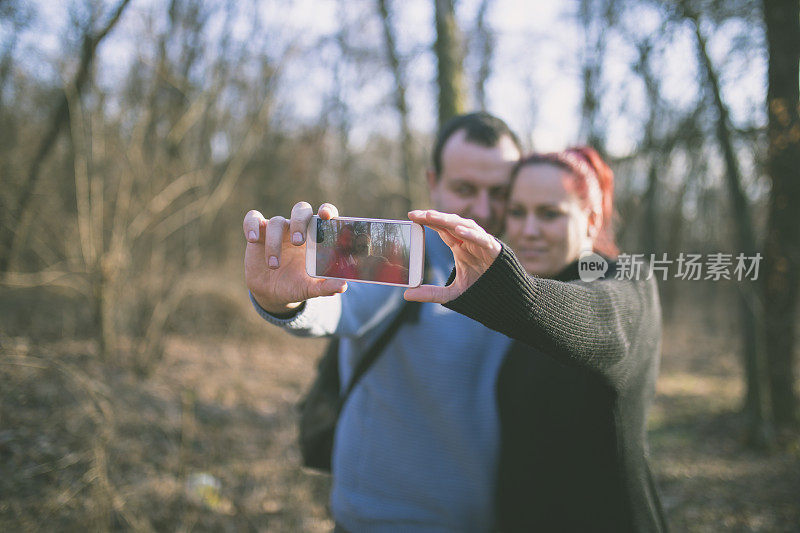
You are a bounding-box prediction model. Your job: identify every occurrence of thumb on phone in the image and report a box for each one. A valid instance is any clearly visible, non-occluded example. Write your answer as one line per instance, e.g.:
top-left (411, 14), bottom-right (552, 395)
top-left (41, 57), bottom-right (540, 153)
top-left (404, 284), bottom-right (453, 304)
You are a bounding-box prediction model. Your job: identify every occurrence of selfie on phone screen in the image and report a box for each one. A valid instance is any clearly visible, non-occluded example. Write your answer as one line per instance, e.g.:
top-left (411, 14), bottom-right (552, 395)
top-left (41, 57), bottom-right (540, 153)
top-left (316, 218), bottom-right (412, 284)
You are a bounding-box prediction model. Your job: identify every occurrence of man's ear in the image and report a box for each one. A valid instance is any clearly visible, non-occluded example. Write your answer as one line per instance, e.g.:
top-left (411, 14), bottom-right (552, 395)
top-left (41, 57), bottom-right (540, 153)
top-left (426, 168), bottom-right (438, 191)
top-left (426, 168), bottom-right (439, 204)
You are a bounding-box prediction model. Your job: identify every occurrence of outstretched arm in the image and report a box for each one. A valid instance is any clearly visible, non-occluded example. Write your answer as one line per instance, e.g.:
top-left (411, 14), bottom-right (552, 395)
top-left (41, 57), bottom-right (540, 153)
top-left (405, 210), bottom-right (658, 379)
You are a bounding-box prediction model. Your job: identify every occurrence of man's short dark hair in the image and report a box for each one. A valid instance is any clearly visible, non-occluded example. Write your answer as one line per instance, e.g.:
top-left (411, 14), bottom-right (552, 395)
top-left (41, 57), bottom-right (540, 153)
top-left (431, 112), bottom-right (522, 179)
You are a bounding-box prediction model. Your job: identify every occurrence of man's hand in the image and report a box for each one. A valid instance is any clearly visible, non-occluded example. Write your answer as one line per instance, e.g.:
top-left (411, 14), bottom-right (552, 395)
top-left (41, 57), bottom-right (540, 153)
top-left (244, 202), bottom-right (347, 315)
top-left (404, 209), bottom-right (501, 304)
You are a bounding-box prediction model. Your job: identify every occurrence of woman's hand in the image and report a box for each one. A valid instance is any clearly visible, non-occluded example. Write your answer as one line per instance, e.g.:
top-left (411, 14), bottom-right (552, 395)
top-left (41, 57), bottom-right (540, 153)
top-left (404, 209), bottom-right (501, 304)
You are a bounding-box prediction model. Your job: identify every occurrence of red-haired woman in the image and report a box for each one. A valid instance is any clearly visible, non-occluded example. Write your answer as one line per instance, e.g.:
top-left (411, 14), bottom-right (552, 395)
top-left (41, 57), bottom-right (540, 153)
top-left (407, 147), bottom-right (668, 532)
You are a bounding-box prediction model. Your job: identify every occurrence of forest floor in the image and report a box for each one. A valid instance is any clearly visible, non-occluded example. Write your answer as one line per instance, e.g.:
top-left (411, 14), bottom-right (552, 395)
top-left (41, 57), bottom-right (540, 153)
top-left (1, 291), bottom-right (799, 532)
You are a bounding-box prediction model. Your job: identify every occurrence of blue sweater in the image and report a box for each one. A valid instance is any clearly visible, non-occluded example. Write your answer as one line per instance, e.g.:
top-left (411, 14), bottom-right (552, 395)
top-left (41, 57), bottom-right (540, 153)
top-left (252, 229), bottom-right (512, 531)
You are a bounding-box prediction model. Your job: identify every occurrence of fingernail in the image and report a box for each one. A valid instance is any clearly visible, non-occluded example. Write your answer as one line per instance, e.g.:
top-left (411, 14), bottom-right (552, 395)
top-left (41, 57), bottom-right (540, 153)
top-left (409, 210), bottom-right (421, 216)
top-left (269, 256), bottom-right (278, 268)
top-left (292, 232), bottom-right (303, 245)
top-left (248, 230), bottom-right (257, 241)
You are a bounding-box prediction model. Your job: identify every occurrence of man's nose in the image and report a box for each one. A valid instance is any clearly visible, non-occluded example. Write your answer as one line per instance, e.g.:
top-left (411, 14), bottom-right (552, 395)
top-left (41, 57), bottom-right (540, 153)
top-left (472, 190), bottom-right (491, 222)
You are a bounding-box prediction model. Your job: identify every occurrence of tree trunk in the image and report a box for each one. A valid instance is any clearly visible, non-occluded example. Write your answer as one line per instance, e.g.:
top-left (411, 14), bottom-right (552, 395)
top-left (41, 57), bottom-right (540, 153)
top-left (473, 0), bottom-right (493, 111)
top-left (434, 0), bottom-right (466, 128)
top-left (662, 151), bottom-right (699, 322)
top-left (762, 0), bottom-right (800, 427)
top-left (577, 0), bottom-right (608, 154)
top-left (692, 15), bottom-right (774, 446)
top-left (635, 39), bottom-right (661, 257)
top-left (377, 0), bottom-right (415, 212)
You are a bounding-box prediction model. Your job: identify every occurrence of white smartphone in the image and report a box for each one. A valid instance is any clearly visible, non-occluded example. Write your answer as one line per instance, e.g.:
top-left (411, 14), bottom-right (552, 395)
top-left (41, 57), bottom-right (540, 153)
top-left (306, 215), bottom-right (425, 287)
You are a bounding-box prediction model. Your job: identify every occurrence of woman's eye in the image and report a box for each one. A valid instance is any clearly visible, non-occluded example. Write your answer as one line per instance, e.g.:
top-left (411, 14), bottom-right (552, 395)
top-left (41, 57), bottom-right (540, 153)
top-left (507, 207), bottom-right (526, 218)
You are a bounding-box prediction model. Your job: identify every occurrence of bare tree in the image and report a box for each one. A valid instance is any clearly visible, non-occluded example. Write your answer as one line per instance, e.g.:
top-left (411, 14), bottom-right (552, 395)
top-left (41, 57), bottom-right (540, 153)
top-left (686, 6), bottom-right (773, 446)
top-left (0, 0), bottom-right (131, 274)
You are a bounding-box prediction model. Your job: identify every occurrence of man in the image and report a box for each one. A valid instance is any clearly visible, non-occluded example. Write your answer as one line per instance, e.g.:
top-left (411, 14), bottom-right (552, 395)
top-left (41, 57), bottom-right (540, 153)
top-left (243, 112), bottom-right (521, 531)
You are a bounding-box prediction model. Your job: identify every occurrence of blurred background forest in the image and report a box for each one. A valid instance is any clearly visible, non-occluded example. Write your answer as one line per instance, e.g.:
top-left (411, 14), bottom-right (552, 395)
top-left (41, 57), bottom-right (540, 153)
top-left (1, 0), bottom-right (799, 530)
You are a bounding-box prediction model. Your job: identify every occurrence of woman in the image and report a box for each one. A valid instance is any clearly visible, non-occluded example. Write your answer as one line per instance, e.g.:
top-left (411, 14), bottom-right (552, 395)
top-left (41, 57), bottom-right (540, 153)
top-left (407, 147), bottom-right (668, 532)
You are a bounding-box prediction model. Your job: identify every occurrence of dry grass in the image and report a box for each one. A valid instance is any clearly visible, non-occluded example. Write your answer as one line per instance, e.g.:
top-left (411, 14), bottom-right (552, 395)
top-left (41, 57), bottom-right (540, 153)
top-left (1, 285), bottom-right (799, 532)
top-left (649, 290), bottom-right (800, 532)
top-left (1, 330), bottom-right (333, 532)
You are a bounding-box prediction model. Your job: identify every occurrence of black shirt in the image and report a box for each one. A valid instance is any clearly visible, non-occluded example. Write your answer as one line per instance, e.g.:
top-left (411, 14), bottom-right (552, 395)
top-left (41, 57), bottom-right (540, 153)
top-left (444, 244), bottom-right (668, 532)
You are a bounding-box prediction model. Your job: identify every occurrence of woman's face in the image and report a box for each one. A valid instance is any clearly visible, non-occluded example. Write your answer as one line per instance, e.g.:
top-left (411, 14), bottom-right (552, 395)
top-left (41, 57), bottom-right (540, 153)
top-left (504, 163), bottom-right (597, 277)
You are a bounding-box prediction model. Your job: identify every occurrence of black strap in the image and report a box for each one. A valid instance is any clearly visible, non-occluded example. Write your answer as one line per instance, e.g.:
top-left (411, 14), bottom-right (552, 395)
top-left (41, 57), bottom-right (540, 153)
top-left (339, 300), bottom-right (420, 403)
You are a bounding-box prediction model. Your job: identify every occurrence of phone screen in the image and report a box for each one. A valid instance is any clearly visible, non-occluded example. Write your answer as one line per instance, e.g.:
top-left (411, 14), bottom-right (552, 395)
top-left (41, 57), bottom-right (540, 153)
top-left (315, 218), bottom-right (412, 284)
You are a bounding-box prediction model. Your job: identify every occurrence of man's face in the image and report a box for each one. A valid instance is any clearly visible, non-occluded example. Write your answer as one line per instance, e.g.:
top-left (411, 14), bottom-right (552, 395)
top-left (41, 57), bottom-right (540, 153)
top-left (337, 226), bottom-right (355, 252)
top-left (428, 130), bottom-right (520, 235)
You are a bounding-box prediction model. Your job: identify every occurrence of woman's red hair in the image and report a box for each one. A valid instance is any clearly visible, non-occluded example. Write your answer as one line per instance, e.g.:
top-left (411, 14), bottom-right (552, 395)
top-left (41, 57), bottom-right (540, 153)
top-left (510, 146), bottom-right (619, 259)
